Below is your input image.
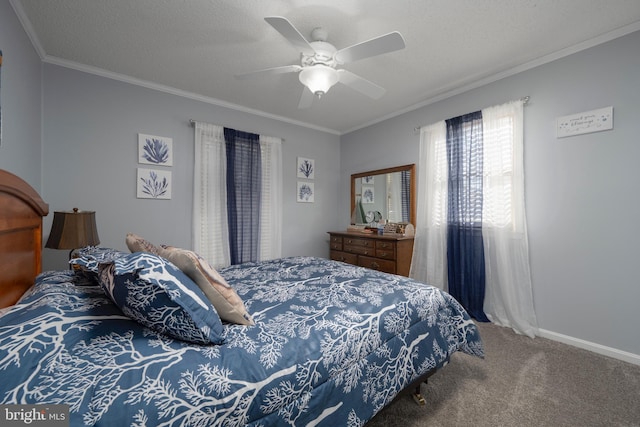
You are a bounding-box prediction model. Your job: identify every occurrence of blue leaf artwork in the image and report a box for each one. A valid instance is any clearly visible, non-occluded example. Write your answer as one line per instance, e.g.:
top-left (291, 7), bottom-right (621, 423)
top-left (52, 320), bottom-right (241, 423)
top-left (143, 138), bottom-right (169, 164)
top-left (138, 134), bottom-right (173, 166)
top-left (362, 186), bottom-right (375, 203)
top-left (297, 182), bottom-right (314, 203)
top-left (137, 168), bottom-right (171, 199)
top-left (297, 157), bottom-right (315, 179)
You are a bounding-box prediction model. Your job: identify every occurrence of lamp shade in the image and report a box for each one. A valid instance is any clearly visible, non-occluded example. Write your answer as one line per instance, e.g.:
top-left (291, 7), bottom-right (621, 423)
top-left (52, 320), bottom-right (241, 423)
top-left (299, 65), bottom-right (339, 96)
top-left (45, 208), bottom-right (100, 249)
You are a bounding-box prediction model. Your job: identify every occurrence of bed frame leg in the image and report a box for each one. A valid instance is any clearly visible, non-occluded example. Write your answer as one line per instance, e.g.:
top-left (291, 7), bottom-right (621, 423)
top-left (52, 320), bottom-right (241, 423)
top-left (412, 380), bottom-right (427, 406)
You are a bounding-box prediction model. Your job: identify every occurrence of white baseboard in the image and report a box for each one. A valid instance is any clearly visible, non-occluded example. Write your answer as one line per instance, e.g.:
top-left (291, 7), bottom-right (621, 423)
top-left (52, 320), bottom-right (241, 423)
top-left (538, 328), bottom-right (640, 366)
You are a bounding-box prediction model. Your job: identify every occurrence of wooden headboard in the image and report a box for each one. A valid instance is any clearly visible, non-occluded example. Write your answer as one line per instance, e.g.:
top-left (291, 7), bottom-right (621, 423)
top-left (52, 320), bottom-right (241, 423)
top-left (0, 169), bottom-right (49, 308)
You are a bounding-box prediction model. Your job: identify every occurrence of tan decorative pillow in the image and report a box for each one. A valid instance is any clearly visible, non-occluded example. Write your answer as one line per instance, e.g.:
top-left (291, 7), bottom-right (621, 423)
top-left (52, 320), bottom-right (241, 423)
top-left (126, 233), bottom-right (162, 255)
top-left (158, 246), bottom-right (254, 326)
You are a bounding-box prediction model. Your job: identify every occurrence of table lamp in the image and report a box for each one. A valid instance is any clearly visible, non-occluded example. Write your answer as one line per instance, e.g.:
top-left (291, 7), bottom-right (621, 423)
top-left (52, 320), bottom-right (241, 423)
top-left (45, 207), bottom-right (100, 259)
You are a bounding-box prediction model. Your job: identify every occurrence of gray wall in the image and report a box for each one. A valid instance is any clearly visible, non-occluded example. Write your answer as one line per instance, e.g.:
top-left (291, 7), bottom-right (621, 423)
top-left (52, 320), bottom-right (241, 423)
top-left (341, 30), bottom-right (640, 359)
top-left (41, 65), bottom-right (341, 270)
top-left (0, 0), bottom-right (42, 190)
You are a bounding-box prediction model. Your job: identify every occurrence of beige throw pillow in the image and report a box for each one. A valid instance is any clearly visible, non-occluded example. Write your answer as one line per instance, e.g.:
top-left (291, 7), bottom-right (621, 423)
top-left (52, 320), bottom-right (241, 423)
top-left (158, 246), bottom-right (254, 326)
top-left (126, 233), bottom-right (162, 255)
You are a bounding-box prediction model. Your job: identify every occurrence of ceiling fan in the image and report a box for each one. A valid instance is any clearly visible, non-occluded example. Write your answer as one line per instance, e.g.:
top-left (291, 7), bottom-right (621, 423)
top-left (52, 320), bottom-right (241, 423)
top-left (235, 16), bottom-right (406, 108)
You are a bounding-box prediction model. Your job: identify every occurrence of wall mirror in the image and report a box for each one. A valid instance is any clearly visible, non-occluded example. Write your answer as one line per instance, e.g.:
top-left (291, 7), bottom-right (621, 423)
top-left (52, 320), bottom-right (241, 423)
top-left (351, 164), bottom-right (416, 226)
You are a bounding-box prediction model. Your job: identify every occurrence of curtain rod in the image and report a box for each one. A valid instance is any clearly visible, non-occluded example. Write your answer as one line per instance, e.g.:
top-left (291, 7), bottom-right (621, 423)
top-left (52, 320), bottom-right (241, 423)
top-left (413, 96), bottom-right (530, 134)
top-left (189, 119), bottom-right (284, 142)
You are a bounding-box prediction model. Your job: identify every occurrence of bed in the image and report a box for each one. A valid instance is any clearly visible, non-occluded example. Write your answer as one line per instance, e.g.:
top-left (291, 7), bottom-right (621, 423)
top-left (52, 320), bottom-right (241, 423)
top-left (0, 169), bottom-right (483, 426)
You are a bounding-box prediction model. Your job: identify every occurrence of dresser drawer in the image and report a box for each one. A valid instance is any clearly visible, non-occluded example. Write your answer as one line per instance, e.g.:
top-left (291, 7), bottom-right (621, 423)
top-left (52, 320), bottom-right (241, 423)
top-left (375, 242), bottom-right (396, 260)
top-left (328, 232), bottom-right (414, 277)
top-left (344, 244), bottom-right (375, 256)
top-left (343, 237), bottom-right (375, 249)
top-left (358, 255), bottom-right (396, 274)
top-left (330, 250), bottom-right (358, 265)
top-left (329, 235), bottom-right (343, 251)
top-left (376, 240), bottom-right (396, 251)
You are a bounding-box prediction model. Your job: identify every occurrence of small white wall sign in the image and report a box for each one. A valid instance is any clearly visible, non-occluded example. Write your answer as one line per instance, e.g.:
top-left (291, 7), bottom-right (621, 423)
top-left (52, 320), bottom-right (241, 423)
top-left (556, 106), bottom-right (613, 138)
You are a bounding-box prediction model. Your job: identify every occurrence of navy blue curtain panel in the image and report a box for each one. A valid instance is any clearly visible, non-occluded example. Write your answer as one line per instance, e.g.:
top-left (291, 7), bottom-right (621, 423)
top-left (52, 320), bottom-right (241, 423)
top-left (224, 128), bottom-right (262, 265)
top-left (401, 170), bottom-right (410, 223)
top-left (446, 112), bottom-right (489, 322)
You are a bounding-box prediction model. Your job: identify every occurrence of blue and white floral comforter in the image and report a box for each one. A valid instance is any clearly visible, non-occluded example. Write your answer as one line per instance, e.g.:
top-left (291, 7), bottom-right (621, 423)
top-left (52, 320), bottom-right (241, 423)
top-left (0, 256), bottom-right (483, 426)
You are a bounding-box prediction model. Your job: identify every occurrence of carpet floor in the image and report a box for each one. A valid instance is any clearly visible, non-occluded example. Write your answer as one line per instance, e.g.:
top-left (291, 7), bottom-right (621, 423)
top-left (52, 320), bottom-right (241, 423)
top-left (366, 322), bottom-right (640, 427)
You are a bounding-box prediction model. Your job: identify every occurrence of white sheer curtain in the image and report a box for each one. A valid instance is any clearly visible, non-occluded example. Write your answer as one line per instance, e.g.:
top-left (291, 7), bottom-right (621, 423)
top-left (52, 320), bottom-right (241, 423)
top-left (482, 101), bottom-right (538, 337)
top-left (387, 173), bottom-right (403, 222)
top-left (410, 121), bottom-right (448, 290)
top-left (258, 135), bottom-right (283, 262)
top-left (193, 123), bottom-right (230, 268)
top-left (193, 122), bottom-right (282, 269)
top-left (411, 100), bottom-right (538, 337)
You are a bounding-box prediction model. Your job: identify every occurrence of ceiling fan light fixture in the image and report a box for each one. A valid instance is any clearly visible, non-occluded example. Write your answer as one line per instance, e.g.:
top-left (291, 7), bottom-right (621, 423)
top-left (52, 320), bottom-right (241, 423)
top-left (299, 65), bottom-right (338, 97)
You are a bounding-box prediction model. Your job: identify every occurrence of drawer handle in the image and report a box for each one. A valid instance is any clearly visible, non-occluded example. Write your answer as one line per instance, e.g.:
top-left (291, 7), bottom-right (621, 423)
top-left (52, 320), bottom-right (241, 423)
top-left (380, 251), bottom-right (388, 257)
top-left (371, 262), bottom-right (380, 269)
top-left (364, 250), bottom-right (369, 255)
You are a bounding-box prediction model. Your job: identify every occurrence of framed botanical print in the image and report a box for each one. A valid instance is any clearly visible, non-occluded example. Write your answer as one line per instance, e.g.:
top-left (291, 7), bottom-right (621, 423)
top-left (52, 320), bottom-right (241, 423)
top-left (297, 181), bottom-right (314, 203)
top-left (137, 168), bottom-right (172, 199)
top-left (138, 134), bottom-right (173, 166)
top-left (297, 157), bottom-right (315, 179)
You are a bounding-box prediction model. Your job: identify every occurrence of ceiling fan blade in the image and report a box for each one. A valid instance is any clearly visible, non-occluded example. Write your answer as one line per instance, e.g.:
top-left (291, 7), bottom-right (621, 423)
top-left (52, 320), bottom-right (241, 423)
top-left (298, 87), bottom-right (315, 109)
top-left (337, 69), bottom-right (386, 99)
top-left (335, 31), bottom-right (405, 63)
top-left (235, 65), bottom-right (301, 80)
top-left (265, 16), bottom-right (315, 55)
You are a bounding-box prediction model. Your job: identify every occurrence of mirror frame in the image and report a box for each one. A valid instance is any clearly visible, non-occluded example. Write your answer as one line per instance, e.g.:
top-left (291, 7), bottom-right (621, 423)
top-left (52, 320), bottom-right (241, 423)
top-left (351, 163), bottom-right (416, 226)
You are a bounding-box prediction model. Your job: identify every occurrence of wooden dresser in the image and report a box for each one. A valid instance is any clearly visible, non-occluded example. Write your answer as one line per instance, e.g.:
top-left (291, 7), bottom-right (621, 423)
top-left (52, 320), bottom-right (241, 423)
top-left (328, 231), bottom-right (414, 276)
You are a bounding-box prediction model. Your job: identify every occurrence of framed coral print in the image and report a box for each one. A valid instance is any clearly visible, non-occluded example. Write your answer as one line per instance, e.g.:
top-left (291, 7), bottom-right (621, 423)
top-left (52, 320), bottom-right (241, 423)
top-left (297, 157), bottom-right (315, 179)
top-left (297, 181), bottom-right (314, 203)
top-left (137, 168), bottom-right (172, 199)
top-left (362, 185), bottom-right (375, 203)
top-left (138, 133), bottom-right (173, 166)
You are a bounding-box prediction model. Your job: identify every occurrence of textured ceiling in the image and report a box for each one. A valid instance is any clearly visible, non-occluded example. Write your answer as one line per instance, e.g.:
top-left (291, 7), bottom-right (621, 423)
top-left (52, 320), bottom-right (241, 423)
top-left (11, 0), bottom-right (640, 134)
